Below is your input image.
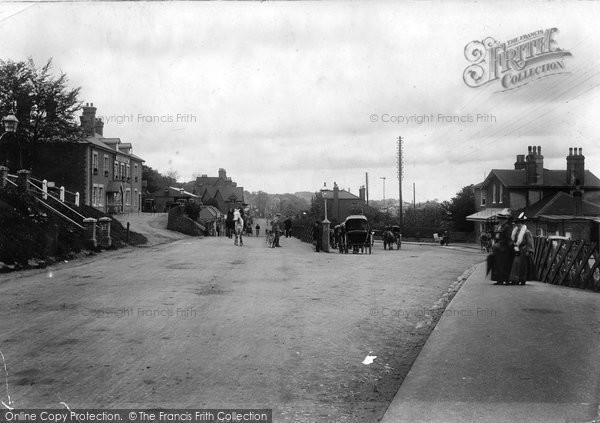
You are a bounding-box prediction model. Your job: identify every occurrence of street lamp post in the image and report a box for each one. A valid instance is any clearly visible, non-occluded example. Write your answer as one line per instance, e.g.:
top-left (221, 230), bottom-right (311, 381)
top-left (1, 109), bottom-right (20, 169)
top-left (320, 184), bottom-right (330, 252)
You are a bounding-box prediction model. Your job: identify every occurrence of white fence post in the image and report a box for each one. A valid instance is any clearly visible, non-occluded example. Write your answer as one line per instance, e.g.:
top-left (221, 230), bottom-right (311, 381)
top-left (60, 186), bottom-right (65, 202)
top-left (75, 192), bottom-right (80, 207)
top-left (42, 179), bottom-right (48, 200)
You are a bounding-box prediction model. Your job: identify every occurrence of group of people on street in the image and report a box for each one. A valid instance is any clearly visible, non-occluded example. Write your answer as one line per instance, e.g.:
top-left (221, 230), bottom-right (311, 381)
top-left (487, 209), bottom-right (535, 285)
top-left (223, 211), bottom-right (293, 247)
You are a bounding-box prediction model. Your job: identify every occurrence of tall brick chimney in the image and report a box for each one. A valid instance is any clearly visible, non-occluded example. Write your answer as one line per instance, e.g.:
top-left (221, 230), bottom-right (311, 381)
top-left (80, 103), bottom-right (97, 136)
top-left (514, 154), bottom-right (526, 170)
top-left (218, 168), bottom-right (227, 179)
top-left (359, 186), bottom-right (366, 202)
top-left (333, 182), bottom-right (340, 222)
top-left (525, 145), bottom-right (544, 185)
top-left (95, 117), bottom-right (104, 136)
top-left (566, 147), bottom-right (585, 186)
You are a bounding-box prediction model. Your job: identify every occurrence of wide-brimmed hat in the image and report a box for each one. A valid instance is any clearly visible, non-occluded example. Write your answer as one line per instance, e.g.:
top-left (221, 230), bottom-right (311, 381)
top-left (514, 212), bottom-right (527, 222)
top-left (496, 208), bottom-right (512, 219)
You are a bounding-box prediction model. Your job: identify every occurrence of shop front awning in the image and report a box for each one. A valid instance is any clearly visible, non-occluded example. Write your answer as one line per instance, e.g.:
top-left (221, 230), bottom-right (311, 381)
top-left (466, 208), bottom-right (505, 222)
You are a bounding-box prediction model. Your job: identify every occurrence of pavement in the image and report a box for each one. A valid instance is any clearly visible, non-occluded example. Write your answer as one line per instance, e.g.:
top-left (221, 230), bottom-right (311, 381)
top-left (380, 262), bottom-right (600, 423)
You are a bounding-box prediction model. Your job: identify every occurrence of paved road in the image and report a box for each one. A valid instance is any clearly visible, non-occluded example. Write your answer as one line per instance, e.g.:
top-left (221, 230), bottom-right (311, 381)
top-left (0, 232), bottom-right (482, 422)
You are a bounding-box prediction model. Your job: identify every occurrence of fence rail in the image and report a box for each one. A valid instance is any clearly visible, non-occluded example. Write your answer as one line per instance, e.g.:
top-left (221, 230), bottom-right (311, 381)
top-left (533, 236), bottom-right (600, 291)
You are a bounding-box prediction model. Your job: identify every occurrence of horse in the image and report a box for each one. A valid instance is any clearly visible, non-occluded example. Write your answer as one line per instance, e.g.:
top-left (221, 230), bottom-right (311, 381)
top-left (234, 217), bottom-right (244, 246)
top-left (233, 209), bottom-right (244, 246)
top-left (382, 227), bottom-right (398, 250)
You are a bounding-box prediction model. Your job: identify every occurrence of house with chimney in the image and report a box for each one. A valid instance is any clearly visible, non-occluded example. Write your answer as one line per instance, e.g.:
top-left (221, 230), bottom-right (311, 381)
top-left (468, 146), bottom-right (600, 243)
top-left (28, 103), bottom-right (144, 213)
top-left (193, 168), bottom-right (245, 213)
top-left (322, 182), bottom-right (367, 224)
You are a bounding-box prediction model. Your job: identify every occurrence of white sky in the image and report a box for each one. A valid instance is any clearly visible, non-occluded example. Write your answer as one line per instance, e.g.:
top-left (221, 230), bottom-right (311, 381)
top-left (1, 1), bottom-right (599, 201)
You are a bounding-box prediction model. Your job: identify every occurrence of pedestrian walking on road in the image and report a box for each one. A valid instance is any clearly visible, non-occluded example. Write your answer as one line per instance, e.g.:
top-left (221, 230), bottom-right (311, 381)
top-left (487, 209), bottom-right (514, 285)
top-left (508, 212), bottom-right (534, 285)
top-left (255, 223), bottom-right (260, 237)
top-left (284, 218), bottom-right (292, 238)
top-left (312, 221), bottom-right (321, 252)
top-left (226, 209), bottom-right (234, 238)
top-left (271, 214), bottom-right (282, 247)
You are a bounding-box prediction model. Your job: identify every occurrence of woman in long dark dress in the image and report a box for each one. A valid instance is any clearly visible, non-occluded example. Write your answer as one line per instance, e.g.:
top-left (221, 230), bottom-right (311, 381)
top-left (489, 210), bottom-right (514, 285)
top-left (509, 213), bottom-right (535, 285)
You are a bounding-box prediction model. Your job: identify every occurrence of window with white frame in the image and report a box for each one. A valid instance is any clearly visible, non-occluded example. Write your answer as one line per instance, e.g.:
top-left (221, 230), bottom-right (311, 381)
top-left (103, 155), bottom-right (109, 175)
top-left (98, 185), bottom-right (104, 206)
top-left (492, 185), bottom-right (497, 204)
top-left (125, 188), bottom-right (131, 205)
top-left (481, 191), bottom-right (486, 206)
top-left (134, 164), bottom-right (138, 181)
top-left (121, 163), bottom-right (126, 180)
top-left (114, 161), bottom-right (119, 179)
top-left (126, 164), bottom-right (130, 179)
top-left (499, 185), bottom-right (503, 203)
top-left (92, 152), bottom-right (99, 173)
top-left (134, 189), bottom-right (138, 206)
top-left (92, 185), bottom-right (98, 206)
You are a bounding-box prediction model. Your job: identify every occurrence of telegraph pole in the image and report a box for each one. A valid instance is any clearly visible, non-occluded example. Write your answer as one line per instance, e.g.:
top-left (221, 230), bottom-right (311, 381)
top-left (380, 176), bottom-right (386, 211)
top-left (365, 172), bottom-right (369, 206)
top-left (397, 136), bottom-right (404, 230)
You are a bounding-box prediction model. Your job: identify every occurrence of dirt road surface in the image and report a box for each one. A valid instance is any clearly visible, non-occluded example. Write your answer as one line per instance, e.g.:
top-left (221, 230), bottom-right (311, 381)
top-left (0, 231), bottom-right (482, 422)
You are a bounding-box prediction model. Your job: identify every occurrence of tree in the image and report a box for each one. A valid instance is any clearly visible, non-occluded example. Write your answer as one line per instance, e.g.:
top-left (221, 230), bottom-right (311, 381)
top-left (442, 185), bottom-right (476, 232)
top-left (0, 58), bottom-right (82, 143)
top-left (142, 165), bottom-right (178, 193)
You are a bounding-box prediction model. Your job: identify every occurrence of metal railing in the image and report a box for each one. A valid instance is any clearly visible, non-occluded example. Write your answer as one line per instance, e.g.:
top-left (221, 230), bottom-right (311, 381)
top-left (28, 179), bottom-right (86, 219)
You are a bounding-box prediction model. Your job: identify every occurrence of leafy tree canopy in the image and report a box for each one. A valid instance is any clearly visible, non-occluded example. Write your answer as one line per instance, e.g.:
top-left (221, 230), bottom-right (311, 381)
top-left (142, 165), bottom-right (179, 193)
top-left (441, 185), bottom-right (476, 232)
top-left (0, 58), bottom-right (82, 142)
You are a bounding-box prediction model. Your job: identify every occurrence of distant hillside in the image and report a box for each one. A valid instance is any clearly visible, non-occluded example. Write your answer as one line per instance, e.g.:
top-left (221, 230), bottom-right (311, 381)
top-left (244, 190), bottom-right (310, 217)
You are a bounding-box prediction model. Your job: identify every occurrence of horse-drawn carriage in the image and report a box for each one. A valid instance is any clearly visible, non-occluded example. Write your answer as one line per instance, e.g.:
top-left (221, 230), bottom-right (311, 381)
top-left (338, 215), bottom-right (372, 254)
top-left (382, 225), bottom-right (402, 250)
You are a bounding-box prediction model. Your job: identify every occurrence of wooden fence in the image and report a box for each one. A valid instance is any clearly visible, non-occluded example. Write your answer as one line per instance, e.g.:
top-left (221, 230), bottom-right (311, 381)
top-left (533, 236), bottom-right (600, 291)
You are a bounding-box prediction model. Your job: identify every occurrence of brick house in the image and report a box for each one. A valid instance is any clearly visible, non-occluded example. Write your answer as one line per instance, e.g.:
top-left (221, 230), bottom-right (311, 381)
top-left (193, 168), bottom-right (245, 213)
top-left (468, 146), bottom-right (600, 241)
top-left (146, 186), bottom-right (199, 212)
top-left (321, 182), bottom-right (367, 225)
top-left (27, 103), bottom-right (144, 213)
